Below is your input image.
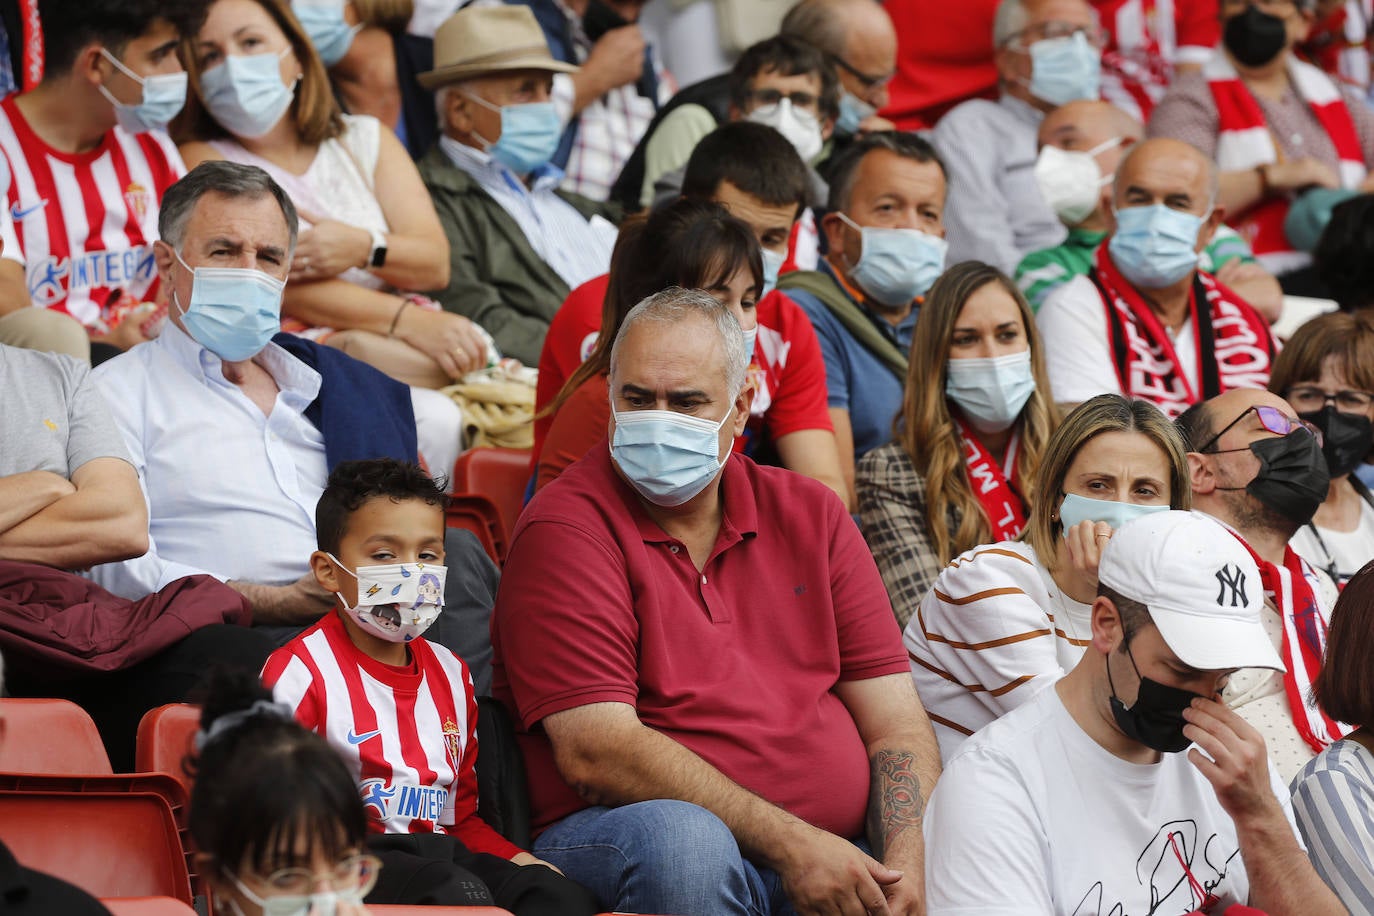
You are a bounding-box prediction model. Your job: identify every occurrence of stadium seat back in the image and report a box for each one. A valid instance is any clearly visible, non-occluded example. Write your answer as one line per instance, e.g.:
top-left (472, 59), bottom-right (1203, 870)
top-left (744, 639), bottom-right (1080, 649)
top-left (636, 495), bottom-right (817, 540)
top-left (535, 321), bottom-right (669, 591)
top-left (445, 494), bottom-right (507, 565)
top-left (135, 704), bottom-right (200, 795)
top-left (453, 447), bottom-right (530, 539)
top-left (0, 697), bottom-right (112, 774)
top-left (0, 787), bottom-right (192, 902)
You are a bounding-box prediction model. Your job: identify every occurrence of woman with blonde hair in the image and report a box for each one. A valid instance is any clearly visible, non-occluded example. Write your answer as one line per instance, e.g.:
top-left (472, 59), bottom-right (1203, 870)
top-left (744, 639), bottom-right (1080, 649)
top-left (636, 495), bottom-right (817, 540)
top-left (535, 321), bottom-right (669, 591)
top-left (859, 260), bottom-right (1057, 629)
top-left (173, 0), bottom-right (490, 389)
top-left (1269, 310), bottom-right (1374, 587)
top-left (904, 393), bottom-right (1192, 761)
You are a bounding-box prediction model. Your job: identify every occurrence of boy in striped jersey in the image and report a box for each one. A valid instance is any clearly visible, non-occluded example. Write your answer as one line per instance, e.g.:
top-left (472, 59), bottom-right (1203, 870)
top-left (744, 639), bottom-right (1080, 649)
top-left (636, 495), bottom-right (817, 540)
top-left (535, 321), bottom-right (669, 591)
top-left (0, 0), bottom-right (208, 360)
top-left (262, 458), bottom-right (596, 914)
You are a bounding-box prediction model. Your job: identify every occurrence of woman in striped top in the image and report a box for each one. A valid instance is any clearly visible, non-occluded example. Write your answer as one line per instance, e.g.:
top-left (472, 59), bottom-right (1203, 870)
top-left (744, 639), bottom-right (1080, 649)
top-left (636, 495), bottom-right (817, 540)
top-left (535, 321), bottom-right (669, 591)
top-left (902, 393), bottom-right (1192, 761)
top-left (1290, 558), bottom-right (1374, 915)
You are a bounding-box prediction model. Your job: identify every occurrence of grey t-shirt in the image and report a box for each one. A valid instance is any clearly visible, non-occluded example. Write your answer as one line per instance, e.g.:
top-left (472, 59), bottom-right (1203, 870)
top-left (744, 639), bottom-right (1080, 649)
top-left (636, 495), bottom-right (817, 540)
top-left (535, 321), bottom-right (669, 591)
top-left (0, 342), bottom-right (129, 478)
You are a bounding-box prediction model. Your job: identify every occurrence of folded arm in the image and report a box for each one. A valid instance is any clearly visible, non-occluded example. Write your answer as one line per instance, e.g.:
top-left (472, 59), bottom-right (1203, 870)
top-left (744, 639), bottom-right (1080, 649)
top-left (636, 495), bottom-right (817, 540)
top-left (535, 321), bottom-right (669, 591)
top-left (0, 457), bottom-right (148, 569)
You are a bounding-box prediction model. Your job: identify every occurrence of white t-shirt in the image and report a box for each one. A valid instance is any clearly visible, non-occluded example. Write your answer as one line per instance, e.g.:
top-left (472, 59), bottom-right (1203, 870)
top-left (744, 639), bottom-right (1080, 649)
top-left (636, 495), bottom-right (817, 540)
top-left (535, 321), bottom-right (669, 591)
top-left (1290, 497), bottom-right (1374, 587)
top-left (1037, 274), bottom-right (1198, 406)
top-left (903, 540), bottom-right (1093, 762)
top-left (926, 683), bottom-right (1298, 916)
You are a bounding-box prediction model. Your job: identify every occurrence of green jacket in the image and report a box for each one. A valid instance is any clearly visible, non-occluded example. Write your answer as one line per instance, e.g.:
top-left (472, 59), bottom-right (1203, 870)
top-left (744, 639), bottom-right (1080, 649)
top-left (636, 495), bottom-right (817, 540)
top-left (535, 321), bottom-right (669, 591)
top-left (418, 146), bottom-right (620, 365)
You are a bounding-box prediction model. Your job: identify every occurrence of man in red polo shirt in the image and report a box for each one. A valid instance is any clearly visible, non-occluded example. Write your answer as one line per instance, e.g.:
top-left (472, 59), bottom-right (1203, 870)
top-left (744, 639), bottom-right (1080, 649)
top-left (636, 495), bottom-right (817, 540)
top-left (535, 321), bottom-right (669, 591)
top-left (492, 287), bottom-right (940, 915)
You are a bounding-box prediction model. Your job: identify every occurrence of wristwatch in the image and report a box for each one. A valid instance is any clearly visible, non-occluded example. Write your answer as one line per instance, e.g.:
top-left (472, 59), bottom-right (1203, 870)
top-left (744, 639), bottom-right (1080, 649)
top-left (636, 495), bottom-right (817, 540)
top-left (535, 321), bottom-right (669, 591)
top-left (368, 229), bottom-right (388, 268)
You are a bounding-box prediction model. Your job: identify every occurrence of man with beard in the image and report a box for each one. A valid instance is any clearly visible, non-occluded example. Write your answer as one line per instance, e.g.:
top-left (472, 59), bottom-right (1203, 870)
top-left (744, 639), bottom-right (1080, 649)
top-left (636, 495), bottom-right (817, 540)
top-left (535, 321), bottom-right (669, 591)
top-left (1177, 388), bottom-right (1349, 780)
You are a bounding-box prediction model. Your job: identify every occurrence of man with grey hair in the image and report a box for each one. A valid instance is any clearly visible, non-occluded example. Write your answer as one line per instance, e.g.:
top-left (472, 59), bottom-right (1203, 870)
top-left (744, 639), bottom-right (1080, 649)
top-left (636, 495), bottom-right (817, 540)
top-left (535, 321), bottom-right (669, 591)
top-left (492, 286), bottom-right (941, 915)
top-left (933, 0), bottom-right (1101, 272)
top-left (780, 0), bottom-right (898, 140)
top-left (1036, 137), bottom-right (1278, 420)
top-left (417, 4), bottom-right (619, 365)
top-left (87, 161), bottom-right (498, 689)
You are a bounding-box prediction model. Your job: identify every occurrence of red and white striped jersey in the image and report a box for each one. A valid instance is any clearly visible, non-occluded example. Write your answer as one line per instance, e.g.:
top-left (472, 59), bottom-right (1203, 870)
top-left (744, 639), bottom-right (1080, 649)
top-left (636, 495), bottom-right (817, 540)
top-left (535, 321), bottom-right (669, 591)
top-left (0, 95), bottom-right (185, 332)
top-left (262, 612), bottom-right (521, 858)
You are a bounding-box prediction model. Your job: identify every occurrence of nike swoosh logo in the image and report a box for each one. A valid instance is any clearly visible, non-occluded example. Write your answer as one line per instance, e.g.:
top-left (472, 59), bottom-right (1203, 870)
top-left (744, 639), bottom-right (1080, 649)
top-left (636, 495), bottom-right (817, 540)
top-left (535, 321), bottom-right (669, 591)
top-left (10, 199), bottom-right (46, 221)
top-left (346, 728), bottom-right (382, 745)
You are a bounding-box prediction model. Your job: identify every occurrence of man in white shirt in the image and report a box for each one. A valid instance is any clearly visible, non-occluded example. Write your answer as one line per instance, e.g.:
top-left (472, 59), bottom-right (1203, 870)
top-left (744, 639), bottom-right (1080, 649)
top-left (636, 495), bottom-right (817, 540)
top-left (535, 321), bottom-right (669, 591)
top-left (1036, 137), bottom-right (1276, 419)
top-left (88, 161), bottom-right (498, 686)
top-left (417, 4), bottom-right (618, 366)
top-left (933, 0), bottom-right (1100, 272)
top-left (925, 510), bottom-right (1344, 916)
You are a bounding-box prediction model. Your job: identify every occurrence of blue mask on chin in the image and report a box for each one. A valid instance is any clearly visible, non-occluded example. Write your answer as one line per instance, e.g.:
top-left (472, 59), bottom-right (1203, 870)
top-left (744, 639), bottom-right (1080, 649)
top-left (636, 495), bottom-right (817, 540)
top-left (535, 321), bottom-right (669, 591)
top-left (836, 90), bottom-right (876, 136)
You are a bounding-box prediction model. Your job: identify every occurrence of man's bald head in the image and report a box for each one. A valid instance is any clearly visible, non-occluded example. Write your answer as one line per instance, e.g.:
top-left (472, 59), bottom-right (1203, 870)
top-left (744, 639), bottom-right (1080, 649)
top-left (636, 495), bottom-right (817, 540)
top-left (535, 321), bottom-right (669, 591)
top-left (1038, 99), bottom-right (1141, 151)
top-left (780, 0), bottom-right (896, 107)
top-left (1113, 138), bottom-right (1218, 213)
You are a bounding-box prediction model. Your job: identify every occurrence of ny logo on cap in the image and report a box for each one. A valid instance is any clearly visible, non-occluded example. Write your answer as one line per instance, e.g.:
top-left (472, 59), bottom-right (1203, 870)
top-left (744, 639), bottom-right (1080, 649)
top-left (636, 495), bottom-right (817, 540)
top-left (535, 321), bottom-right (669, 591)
top-left (1215, 564), bottom-right (1248, 607)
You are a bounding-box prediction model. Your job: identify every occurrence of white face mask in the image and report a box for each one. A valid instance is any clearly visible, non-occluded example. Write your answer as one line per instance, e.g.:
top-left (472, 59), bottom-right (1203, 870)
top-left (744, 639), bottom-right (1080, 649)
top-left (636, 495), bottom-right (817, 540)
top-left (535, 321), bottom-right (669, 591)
top-left (747, 98), bottom-right (823, 164)
top-left (327, 555), bottom-right (447, 644)
top-left (227, 873), bottom-right (365, 916)
top-left (1033, 137), bottom-right (1122, 226)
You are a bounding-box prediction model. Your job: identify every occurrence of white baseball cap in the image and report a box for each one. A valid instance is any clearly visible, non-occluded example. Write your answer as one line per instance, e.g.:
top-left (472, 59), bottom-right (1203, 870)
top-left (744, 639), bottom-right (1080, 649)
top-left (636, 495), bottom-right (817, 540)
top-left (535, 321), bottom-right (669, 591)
top-left (1098, 510), bottom-right (1285, 672)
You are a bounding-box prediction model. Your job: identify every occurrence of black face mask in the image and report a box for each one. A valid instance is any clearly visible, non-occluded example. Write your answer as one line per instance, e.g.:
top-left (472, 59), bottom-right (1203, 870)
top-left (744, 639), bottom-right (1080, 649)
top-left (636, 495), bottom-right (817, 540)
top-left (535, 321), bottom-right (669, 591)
top-left (1300, 406), bottom-right (1374, 479)
top-left (1224, 5), bottom-right (1289, 67)
top-left (1243, 430), bottom-right (1332, 526)
top-left (583, 0), bottom-right (630, 43)
top-left (1108, 643), bottom-right (1202, 753)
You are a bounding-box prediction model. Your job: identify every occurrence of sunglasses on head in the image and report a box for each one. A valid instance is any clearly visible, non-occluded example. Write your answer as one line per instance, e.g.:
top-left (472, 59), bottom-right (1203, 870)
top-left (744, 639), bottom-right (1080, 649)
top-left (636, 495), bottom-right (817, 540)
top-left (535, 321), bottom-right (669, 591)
top-left (1198, 405), bottom-right (1322, 453)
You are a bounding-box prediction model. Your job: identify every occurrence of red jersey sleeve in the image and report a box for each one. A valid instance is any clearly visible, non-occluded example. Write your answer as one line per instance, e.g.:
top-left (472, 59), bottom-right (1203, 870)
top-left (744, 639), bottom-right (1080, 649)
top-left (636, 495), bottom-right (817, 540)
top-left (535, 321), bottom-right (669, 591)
top-left (1175, 0), bottom-right (1220, 56)
top-left (760, 292), bottom-right (834, 442)
top-left (533, 275), bottom-right (609, 469)
top-left (535, 376), bottom-right (611, 493)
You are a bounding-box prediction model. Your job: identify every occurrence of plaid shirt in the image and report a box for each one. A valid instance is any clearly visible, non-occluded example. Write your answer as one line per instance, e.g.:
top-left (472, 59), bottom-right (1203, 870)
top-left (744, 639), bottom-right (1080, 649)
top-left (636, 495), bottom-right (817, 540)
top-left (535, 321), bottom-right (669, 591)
top-left (857, 440), bottom-right (959, 630)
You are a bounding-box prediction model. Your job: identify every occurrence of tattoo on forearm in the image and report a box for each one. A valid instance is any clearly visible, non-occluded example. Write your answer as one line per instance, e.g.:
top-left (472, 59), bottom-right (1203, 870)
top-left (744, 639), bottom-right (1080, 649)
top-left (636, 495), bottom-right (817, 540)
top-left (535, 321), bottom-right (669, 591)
top-left (867, 749), bottom-right (924, 860)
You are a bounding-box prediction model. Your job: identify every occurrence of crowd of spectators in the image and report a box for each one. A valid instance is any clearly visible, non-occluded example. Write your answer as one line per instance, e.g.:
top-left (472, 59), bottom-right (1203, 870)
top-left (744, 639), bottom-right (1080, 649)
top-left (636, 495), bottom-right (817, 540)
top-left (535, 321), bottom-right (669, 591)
top-left (5, 0), bottom-right (1374, 913)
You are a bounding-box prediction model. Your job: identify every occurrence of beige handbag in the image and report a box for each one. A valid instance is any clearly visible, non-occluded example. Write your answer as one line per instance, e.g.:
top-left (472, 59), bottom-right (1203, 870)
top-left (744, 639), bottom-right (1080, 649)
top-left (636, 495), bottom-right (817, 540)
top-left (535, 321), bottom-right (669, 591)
top-left (441, 364), bottom-right (537, 450)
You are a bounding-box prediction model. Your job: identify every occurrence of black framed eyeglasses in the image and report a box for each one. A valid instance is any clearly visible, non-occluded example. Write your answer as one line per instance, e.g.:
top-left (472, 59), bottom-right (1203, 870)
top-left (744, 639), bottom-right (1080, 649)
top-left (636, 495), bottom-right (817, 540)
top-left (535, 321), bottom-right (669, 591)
top-left (1197, 405), bottom-right (1322, 453)
top-left (1285, 386), bottom-right (1374, 414)
top-left (827, 54), bottom-right (894, 92)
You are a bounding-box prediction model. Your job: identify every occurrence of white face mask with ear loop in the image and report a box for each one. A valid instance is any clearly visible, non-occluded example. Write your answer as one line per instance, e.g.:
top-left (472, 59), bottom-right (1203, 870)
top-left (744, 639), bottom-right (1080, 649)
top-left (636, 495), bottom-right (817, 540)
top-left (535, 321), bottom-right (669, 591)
top-left (1033, 136), bottom-right (1123, 226)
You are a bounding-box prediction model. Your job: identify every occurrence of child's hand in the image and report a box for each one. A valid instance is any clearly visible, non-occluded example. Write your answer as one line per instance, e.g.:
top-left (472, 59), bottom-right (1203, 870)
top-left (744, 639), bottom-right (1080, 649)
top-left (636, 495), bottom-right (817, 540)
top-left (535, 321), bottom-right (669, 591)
top-left (510, 851), bottom-right (564, 875)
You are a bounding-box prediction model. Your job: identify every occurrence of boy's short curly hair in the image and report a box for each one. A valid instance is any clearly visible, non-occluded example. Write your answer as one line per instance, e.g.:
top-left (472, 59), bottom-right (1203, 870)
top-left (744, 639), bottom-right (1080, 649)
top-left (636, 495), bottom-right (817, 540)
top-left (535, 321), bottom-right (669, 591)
top-left (315, 459), bottom-right (447, 555)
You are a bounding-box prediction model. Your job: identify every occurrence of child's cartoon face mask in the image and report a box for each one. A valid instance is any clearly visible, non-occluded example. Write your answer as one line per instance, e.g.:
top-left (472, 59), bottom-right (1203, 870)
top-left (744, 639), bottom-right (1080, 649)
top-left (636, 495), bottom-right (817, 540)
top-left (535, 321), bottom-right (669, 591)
top-left (327, 555), bottom-right (447, 643)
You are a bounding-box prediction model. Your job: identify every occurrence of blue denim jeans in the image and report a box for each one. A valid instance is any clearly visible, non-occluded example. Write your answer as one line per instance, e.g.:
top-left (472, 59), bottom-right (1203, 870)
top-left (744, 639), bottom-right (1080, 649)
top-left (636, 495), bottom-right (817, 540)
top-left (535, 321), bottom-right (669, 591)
top-left (533, 800), bottom-right (801, 916)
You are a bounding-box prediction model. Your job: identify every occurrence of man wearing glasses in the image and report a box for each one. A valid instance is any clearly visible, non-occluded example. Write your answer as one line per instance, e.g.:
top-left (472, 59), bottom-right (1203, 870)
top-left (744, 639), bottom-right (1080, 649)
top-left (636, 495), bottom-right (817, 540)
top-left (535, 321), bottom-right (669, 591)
top-left (1177, 388), bottom-right (1348, 782)
top-left (1149, 0), bottom-right (1374, 292)
top-left (934, 0), bottom-right (1104, 273)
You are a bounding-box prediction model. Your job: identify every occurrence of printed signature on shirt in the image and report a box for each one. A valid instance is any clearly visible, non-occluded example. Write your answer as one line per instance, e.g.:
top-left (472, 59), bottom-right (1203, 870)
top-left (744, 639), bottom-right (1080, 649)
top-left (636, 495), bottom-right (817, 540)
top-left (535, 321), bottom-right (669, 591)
top-left (1069, 819), bottom-right (1239, 916)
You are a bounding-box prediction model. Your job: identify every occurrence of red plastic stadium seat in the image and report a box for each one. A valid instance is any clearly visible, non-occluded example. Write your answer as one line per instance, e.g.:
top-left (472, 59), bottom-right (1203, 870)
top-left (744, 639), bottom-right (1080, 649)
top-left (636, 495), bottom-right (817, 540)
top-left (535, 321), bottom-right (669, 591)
top-left (0, 780), bottom-right (192, 902)
top-left (452, 447), bottom-right (531, 538)
top-left (135, 704), bottom-right (200, 796)
top-left (446, 493), bottom-right (507, 565)
top-left (0, 697), bottom-right (112, 774)
top-left (370, 908), bottom-right (516, 914)
top-left (102, 898), bottom-right (199, 915)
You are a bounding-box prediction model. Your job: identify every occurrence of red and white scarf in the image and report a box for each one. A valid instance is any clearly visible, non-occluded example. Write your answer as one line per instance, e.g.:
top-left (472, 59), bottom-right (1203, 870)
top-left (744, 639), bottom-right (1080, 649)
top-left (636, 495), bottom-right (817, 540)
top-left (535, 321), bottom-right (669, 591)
top-left (1089, 245), bottom-right (1275, 420)
top-left (1231, 533), bottom-right (1348, 753)
top-left (957, 418), bottom-right (1026, 543)
top-left (1206, 50), bottom-right (1367, 273)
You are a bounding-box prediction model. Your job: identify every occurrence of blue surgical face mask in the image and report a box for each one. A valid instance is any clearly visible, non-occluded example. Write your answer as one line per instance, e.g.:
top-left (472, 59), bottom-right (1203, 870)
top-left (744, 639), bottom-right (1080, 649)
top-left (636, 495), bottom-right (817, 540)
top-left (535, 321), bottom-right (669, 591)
top-left (465, 91), bottom-right (563, 175)
top-left (945, 350), bottom-right (1036, 434)
top-left (742, 324), bottom-right (758, 359)
top-left (292, 0), bottom-right (362, 68)
top-left (611, 405), bottom-right (734, 507)
top-left (1059, 492), bottom-right (1170, 534)
top-left (1027, 31), bottom-right (1101, 107)
top-left (838, 212), bottom-right (947, 307)
top-left (1108, 203), bottom-right (1206, 289)
top-left (760, 246), bottom-right (786, 297)
top-left (836, 90), bottom-right (876, 136)
top-left (97, 49), bottom-right (187, 134)
top-left (199, 48), bottom-right (297, 139)
top-left (172, 250), bottom-right (285, 362)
